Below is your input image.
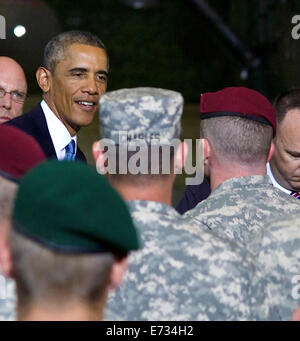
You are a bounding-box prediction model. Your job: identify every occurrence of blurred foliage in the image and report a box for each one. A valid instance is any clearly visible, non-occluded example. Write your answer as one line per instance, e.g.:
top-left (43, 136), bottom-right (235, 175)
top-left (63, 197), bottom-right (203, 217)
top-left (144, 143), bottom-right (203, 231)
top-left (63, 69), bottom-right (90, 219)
top-left (43, 0), bottom-right (300, 101)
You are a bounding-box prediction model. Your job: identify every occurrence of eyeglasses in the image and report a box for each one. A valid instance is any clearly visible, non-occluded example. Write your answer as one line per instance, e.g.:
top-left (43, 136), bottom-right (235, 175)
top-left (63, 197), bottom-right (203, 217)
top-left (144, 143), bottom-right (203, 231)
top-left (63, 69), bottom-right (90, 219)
top-left (0, 87), bottom-right (27, 103)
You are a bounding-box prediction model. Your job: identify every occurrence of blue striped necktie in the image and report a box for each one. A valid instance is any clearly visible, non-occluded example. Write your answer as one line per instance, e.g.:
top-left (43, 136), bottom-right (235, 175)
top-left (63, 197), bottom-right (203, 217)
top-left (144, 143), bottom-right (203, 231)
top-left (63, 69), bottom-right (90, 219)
top-left (290, 191), bottom-right (300, 200)
top-left (64, 140), bottom-right (75, 161)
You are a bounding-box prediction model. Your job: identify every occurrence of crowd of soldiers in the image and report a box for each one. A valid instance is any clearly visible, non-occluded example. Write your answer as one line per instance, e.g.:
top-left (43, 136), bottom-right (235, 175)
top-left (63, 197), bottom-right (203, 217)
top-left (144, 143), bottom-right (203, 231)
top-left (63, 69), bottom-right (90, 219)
top-left (0, 30), bottom-right (299, 321)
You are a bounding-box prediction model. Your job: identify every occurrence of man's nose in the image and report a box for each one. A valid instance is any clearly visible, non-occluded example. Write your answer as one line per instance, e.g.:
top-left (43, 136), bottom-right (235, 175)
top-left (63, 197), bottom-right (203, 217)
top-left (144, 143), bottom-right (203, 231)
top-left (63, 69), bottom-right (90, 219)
top-left (82, 76), bottom-right (99, 95)
top-left (0, 92), bottom-right (12, 109)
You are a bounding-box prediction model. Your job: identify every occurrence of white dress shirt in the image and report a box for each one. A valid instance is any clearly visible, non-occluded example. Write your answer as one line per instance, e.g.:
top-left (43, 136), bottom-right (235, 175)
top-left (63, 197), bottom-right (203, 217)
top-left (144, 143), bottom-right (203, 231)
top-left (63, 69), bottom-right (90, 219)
top-left (41, 100), bottom-right (77, 160)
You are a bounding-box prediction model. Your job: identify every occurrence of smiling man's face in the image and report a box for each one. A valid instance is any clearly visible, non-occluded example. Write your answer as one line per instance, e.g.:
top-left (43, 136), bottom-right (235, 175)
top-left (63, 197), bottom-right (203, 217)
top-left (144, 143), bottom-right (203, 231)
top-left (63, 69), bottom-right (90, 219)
top-left (42, 43), bottom-right (108, 136)
top-left (270, 108), bottom-right (300, 191)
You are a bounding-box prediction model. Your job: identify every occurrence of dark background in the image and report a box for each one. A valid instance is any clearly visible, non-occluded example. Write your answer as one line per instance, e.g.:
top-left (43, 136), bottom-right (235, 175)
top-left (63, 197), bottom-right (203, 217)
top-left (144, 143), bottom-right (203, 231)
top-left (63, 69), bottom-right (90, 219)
top-left (1, 0), bottom-right (300, 101)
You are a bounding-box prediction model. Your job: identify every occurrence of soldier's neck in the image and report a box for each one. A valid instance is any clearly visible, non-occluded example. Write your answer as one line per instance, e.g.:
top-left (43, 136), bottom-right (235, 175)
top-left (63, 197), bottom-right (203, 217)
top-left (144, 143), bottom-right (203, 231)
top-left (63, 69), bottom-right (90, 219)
top-left (112, 182), bottom-right (173, 206)
top-left (18, 302), bottom-right (103, 321)
top-left (210, 162), bottom-right (267, 191)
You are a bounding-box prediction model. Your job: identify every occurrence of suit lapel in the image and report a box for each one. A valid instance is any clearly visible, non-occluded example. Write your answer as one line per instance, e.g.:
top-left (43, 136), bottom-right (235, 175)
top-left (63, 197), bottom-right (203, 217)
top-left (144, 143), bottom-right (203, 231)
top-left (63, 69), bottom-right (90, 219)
top-left (7, 103), bottom-right (87, 163)
top-left (36, 105), bottom-right (87, 163)
top-left (30, 105), bottom-right (57, 159)
top-left (37, 105), bottom-right (87, 163)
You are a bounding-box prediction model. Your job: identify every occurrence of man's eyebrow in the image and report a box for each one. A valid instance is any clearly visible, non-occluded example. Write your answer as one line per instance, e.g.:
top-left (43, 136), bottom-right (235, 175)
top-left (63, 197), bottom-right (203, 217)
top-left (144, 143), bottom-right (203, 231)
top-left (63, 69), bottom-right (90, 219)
top-left (68, 67), bottom-right (88, 73)
top-left (0, 86), bottom-right (25, 95)
top-left (68, 68), bottom-right (108, 76)
top-left (97, 70), bottom-right (108, 77)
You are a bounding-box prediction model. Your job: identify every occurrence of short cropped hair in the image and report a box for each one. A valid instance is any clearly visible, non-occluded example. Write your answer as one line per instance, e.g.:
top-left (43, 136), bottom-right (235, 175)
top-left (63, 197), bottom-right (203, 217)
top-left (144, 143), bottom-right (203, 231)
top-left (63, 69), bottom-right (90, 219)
top-left (273, 88), bottom-right (300, 126)
top-left (43, 30), bottom-right (108, 73)
top-left (103, 144), bottom-right (176, 187)
top-left (10, 229), bottom-right (115, 314)
top-left (0, 176), bottom-right (17, 224)
top-left (200, 116), bottom-right (273, 164)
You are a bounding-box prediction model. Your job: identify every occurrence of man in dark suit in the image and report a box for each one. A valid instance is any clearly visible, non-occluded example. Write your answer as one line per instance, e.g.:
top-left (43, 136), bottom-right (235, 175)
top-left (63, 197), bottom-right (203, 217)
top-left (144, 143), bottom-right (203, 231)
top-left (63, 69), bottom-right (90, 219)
top-left (6, 31), bottom-right (109, 162)
top-left (176, 178), bottom-right (210, 214)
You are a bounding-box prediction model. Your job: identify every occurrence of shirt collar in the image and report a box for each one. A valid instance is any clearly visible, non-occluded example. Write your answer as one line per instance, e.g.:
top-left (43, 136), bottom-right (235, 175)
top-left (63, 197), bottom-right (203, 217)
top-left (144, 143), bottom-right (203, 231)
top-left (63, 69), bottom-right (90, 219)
top-left (41, 100), bottom-right (77, 160)
top-left (266, 162), bottom-right (292, 195)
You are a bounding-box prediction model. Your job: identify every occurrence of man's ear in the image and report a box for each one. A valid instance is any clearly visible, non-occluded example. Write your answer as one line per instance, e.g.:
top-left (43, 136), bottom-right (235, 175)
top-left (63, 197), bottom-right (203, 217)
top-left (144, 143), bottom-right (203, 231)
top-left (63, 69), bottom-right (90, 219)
top-left (36, 67), bottom-right (52, 93)
top-left (202, 138), bottom-right (212, 178)
top-left (92, 141), bottom-right (107, 174)
top-left (108, 256), bottom-right (128, 291)
top-left (203, 138), bottom-right (211, 166)
top-left (267, 142), bottom-right (275, 163)
top-left (174, 141), bottom-right (189, 172)
top-left (92, 141), bottom-right (102, 162)
top-left (0, 219), bottom-right (12, 278)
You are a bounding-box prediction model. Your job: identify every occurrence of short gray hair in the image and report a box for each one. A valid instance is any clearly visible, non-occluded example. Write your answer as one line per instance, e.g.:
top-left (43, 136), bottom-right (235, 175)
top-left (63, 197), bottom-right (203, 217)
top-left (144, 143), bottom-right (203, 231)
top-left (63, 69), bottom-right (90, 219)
top-left (10, 229), bottom-right (115, 315)
top-left (200, 116), bottom-right (273, 164)
top-left (43, 30), bottom-right (108, 73)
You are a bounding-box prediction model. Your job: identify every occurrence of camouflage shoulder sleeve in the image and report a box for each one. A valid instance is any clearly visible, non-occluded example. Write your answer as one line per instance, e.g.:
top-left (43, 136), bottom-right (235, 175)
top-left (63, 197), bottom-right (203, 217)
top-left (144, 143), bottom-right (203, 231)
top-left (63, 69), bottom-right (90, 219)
top-left (104, 210), bottom-right (278, 321)
top-left (253, 216), bottom-right (300, 320)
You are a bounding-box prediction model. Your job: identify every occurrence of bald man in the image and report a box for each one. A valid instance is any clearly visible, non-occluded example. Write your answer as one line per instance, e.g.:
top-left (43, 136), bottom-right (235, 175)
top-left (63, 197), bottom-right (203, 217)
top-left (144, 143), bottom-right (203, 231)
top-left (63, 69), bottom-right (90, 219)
top-left (0, 57), bottom-right (27, 124)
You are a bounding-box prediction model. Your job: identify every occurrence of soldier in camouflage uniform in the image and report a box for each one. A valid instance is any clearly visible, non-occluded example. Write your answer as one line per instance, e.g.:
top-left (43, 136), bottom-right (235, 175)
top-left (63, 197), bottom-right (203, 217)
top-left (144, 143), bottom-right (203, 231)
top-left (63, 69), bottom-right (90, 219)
top-left (0, 125), bottom-right (45, 321)
top-left (249, 213), bottom-right (300, 321)
top-left (94, 87), bottom-right (277, 321)
top-left (184, 87), bottom-right (300, 252)
top-left (183, 87), bottom-right (300, 320)
top-left (185, 175), bottom-right (300, 255)
top-left (7, 161), bottom-right (139, 321)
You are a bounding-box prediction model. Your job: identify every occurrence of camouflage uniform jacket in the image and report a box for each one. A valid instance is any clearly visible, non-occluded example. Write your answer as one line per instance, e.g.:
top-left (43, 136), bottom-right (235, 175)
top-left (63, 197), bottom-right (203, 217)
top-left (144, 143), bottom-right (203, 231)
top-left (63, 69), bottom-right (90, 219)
top-left (249, 214), bottom-right (300, 321)
top-left (0, 274), bottom-right (16, 321)
top-left (184, 175), bottom-right (300, 255)
top-left (104, 200), bottom-right (278, 321)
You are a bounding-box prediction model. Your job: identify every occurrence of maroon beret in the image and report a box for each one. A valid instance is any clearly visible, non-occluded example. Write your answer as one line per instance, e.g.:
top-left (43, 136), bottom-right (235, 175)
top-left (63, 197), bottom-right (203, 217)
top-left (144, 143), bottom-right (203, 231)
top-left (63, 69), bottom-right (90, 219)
top-left (200, 87), bottom-right (276, 136)
top-left (0, 125), bottom-right (46, 182)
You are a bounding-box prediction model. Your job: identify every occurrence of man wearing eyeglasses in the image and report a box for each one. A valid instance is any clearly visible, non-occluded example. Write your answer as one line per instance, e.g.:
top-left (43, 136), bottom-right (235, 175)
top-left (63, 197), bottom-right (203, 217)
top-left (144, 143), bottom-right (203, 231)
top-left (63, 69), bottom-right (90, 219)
top-left (0, 57), bottom-right (27, 124)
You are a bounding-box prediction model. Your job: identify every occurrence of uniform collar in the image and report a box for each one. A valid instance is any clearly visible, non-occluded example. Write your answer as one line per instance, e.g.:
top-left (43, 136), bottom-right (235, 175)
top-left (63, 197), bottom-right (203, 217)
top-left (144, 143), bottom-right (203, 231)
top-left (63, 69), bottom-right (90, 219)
top-left (127, 200), bottom-right (179, 219)
top-left (213, 174), bottom-right (273, 195)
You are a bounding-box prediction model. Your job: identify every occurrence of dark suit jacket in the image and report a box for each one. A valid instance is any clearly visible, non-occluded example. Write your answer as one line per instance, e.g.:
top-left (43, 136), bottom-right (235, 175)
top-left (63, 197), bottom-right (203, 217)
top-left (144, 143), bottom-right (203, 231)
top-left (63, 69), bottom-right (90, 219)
top-left (5, 104), bottom-right (86, 163)
top-left (176, 177), bottom-right (211, 214)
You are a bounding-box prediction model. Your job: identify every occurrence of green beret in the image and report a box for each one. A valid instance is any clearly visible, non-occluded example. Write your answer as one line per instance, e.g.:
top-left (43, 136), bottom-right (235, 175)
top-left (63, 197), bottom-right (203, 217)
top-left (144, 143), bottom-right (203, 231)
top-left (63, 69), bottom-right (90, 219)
top-left (12, 160), bottom-right (139, 255)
